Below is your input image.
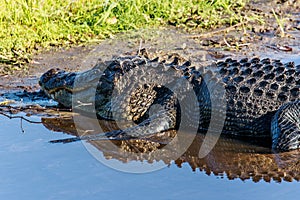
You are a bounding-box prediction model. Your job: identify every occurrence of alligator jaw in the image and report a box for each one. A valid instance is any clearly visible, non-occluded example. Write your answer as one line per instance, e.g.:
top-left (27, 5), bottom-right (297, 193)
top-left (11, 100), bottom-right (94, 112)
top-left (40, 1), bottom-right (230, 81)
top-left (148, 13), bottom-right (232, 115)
top-left (39, 65), bottom-right (105, 107)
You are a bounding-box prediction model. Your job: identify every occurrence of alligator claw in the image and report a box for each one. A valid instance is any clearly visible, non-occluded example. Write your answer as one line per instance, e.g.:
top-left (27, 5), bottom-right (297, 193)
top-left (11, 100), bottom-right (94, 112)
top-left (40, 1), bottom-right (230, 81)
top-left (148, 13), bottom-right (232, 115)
top-left (49, 137), bottom-right (81, 144)
top-left (49, 129), bottom-right (126, 144)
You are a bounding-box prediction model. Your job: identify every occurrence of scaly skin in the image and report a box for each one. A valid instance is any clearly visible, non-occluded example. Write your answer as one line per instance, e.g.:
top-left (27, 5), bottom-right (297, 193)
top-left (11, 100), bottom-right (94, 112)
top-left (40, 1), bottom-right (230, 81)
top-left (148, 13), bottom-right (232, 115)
top-left (39, 52), bottom-right (300, 151)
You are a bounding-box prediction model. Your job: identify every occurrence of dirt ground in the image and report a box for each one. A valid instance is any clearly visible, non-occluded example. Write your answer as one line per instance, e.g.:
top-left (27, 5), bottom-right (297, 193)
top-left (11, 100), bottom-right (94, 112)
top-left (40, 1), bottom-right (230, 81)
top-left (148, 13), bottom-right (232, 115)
top-left (0, 0), bottom-right (299, 92)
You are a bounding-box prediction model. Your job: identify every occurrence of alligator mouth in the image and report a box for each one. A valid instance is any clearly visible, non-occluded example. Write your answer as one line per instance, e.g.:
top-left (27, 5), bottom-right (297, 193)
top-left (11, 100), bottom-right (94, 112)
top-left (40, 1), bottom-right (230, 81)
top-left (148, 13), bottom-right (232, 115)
top-left (39, 66), bottom-right (104, 96)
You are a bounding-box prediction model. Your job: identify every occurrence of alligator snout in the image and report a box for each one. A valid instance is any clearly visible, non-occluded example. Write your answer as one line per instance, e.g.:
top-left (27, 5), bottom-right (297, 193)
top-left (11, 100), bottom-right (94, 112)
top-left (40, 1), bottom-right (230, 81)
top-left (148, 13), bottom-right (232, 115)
top-left (39, 68), bottom-right (66, 88)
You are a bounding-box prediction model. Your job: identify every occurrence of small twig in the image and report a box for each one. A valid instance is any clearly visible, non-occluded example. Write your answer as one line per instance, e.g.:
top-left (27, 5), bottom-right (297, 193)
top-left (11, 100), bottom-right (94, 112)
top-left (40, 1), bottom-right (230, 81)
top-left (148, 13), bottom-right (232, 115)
top-left (186, 21), bottom-right (247, 39)
top-left (265, 45), bottom-right (279, 51)
top-left (223, 38), bottom-right (231, 47)
top-left (0, 112), bottom-right (42, 124)
top-left (271, 8), bottom-right (285, 37)
top-left (237, 43), bottom-right (251, 47)
top-left (138, 39), bottom-right (143, 55)
top-left (20, 118), bottom-right (25, 133)
top-left (223, 37), bottom-right (251, 49)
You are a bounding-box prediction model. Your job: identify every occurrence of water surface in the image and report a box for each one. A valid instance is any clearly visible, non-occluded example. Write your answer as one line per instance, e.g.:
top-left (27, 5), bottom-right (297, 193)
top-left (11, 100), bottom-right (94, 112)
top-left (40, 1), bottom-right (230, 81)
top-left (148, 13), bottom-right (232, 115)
top-left (0, 113), bottom-right (300, 200)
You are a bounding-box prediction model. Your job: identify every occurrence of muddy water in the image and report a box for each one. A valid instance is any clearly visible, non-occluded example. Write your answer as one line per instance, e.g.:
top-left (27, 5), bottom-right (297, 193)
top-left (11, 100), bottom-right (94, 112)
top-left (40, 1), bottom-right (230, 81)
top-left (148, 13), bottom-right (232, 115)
top-left (0, 54), bottom-right (300, 199)
top-left (0, 109), bottom-right (300, 200)
top-left (1, 4), bottom-right (300, 197)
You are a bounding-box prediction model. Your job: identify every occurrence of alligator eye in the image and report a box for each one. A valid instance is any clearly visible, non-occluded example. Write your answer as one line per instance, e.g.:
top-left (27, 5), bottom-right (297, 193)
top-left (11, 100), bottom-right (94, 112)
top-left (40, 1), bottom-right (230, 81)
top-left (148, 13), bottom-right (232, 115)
top-left (45, 68), bottom-right (62, 76)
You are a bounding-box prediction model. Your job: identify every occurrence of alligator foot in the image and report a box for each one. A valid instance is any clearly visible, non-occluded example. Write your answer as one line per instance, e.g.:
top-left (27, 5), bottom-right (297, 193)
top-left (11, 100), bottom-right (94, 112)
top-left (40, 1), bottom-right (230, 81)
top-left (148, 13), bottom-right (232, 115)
top-left (50, 109), bottom-right (177, 143)
top-left (271, 100), bottom-right (300, 151)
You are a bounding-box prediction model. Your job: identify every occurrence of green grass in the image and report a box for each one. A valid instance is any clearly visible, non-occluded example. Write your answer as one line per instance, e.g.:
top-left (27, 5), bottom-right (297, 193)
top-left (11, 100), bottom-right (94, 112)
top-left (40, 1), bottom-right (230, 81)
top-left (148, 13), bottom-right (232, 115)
top-left (0, 0), bottom-right (247, 66)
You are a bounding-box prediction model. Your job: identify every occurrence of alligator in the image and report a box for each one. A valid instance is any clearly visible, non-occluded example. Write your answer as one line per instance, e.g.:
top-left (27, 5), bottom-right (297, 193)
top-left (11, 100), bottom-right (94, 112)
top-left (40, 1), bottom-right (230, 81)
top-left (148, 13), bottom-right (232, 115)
top-left (39, 50), bottom-right (300, 151)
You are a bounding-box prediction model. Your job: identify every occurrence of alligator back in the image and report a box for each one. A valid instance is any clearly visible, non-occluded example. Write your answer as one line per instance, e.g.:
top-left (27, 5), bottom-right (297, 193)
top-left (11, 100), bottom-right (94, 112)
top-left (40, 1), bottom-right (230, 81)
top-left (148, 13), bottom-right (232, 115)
top-left (214, 57), bottom-right (299, 137)
top-left (39, 54), bottom-right (300, 141)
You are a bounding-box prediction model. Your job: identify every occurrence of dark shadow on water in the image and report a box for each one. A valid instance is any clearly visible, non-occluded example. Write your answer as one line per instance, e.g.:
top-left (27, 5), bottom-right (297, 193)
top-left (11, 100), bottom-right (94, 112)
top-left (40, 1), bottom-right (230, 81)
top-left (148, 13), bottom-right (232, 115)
top-left (0, 110), bottom-right (300, 183)
top-left (39, 114), bottom-right (300, 183)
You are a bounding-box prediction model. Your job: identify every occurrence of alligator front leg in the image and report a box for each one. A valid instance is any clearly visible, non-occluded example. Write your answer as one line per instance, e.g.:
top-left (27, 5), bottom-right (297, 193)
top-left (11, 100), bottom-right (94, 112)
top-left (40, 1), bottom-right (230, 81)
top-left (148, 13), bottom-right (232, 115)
top-left (50, 108), bottom-right (177, 143)
top-left (271, 100), bottom-right (300, 151)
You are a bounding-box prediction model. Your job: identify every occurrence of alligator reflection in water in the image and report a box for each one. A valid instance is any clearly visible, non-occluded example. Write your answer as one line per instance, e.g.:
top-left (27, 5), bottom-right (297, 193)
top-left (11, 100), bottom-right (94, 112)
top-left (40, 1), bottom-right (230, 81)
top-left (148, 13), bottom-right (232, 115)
top-left (41, 115), bottom-right (300, 183)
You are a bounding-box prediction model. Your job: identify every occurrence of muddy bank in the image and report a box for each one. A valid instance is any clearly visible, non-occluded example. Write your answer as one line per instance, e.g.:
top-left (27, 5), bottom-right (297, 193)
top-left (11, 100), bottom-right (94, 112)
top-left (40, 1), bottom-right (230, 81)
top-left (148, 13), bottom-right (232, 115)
top-left (0, 0), bottom-right (299, 111)
top-left (0, 0), bottom-right (299, 92)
